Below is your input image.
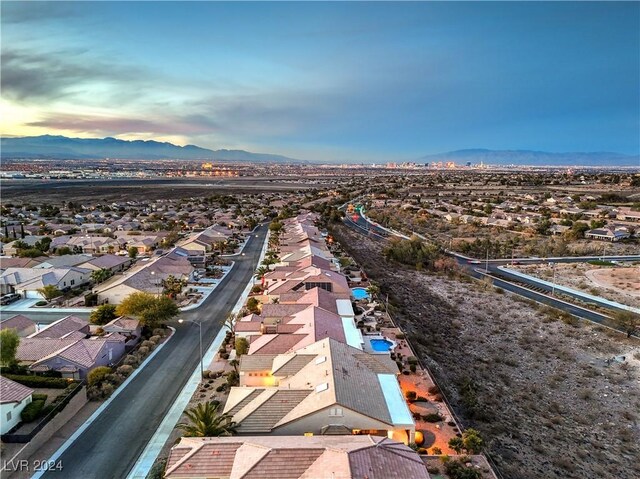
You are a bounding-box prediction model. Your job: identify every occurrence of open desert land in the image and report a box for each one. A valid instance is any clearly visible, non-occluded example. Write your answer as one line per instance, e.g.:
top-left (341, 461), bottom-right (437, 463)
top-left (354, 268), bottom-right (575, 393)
top-left (513, 262), bottom-right (640, 309)
top-left (332, 224), bottom-right (640, 479)
top-left (0, 177), bottom-right (328, 203)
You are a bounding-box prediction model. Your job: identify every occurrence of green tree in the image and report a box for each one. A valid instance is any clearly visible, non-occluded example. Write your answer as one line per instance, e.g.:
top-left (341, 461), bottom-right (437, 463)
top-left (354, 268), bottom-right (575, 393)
top-left (56, 246), bottom-right (73, 256)
top-left (177, 402), bottom-right (237, 437)
top-left (128, 246), bottom-right (138, 259)
top-left (612, 311), bottom-right (640, 338)
top-left (116, 292), bottom-right (179, 328)
top-left (462, 428), bottom-right (484, 454)
top-left (37, 285), bottom-right (62, 301)
top-left (0, 329), bottom-right (20, 367)
top-left (19, 248), bottom-right (46, 258)
top-left (235, 337), bottom-right (249, 356)
top-left (90, 304), bottom-right (118, 325)
top-left (91, 268), bottom-right (113, 284)
top-left (34, 237), bottom-right (52, 252)
top-left (246, 297), bottom-right (260, 314)
top-left (448, 436), bottom-right (464, 454)
top-left (366, 283), bottom-right (380, 297)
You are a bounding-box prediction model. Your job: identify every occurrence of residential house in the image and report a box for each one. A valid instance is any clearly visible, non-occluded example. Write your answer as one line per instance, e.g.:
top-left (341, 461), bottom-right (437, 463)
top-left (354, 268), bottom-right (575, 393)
top-left (616, 207), bottom-right (640, 222)
top-left (164, 435), bottom-right (430, 479)
top-left (16, 335), bottom-right (126, 379)
top-left (78, 254), bottom-right (133, 274)
top-left (102, 316), bottom-right (142, 348)
top-left (585, 227), bottom-right (630, 242)
top-left (28, 315), bottom-right (90, 339)
top-left (97, 249), bottom-right (193, 304)
top-left (0, 314), bottom-right (37, 337)
top-left (225, 337), bottom-right (415, 444)
top-left (0, 376), bottom-right (34, 434)
top-left (3, 236), bottom-right (47, 256)
top-left (0, 267), bottom-right (91, 297)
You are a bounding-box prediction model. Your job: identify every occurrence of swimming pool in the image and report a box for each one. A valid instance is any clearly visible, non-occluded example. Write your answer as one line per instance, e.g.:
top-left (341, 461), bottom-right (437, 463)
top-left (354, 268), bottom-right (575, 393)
top-left (351, 287), bottom-right (370, 300)
top-left (370, 338), bottom-right (395, 352)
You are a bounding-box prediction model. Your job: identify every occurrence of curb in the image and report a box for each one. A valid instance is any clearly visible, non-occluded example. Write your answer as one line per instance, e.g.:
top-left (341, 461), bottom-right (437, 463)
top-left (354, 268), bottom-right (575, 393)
top-left (126, 231), bottom-right (270, 479)
top-left (31, 327), bottom-right (177, 479)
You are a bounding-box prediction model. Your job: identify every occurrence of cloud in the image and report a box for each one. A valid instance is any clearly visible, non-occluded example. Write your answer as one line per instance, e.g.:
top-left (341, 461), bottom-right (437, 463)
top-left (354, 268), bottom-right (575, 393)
top-left (27, 112), bottom-right (219, 137)
top-left (1, 48), bottom-right (149, 104)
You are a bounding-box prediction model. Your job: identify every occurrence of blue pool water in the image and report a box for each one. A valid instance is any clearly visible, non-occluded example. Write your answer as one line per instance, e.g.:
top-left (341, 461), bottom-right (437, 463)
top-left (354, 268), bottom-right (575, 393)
top-left (351, 287), bottom-right (370, 300)
top-left (370, 338), bottom-right (394, 352)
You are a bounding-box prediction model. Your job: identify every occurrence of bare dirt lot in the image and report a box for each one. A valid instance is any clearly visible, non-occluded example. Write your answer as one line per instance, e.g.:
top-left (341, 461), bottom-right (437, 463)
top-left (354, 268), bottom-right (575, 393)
top-left (0, 177), bottom-right (323, 203)
top-left (513, 262), bottom-right (640, 309)
top-left (332, 224), bottom-right (640, 479)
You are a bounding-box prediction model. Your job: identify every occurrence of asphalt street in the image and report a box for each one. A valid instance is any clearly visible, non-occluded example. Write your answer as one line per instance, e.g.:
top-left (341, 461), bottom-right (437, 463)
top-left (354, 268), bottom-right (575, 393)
top-left (341, 214), bottom-right (637, 332)
top-left (39, 224), bottom-right (268, 479)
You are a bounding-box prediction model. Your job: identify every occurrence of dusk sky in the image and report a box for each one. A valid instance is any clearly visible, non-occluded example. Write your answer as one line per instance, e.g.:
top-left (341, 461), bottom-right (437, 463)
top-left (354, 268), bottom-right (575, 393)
top-left (2, 1), bottom-right (639, 162)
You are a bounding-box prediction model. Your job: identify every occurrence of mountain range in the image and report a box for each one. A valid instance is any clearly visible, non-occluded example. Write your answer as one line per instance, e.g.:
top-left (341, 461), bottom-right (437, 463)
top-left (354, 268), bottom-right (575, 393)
top-left (1, 136), bottom-right (638, 166)
top-left (418, 149), bottom-right (639, 167)
top-left (0, 135), bottom-right (300, 163)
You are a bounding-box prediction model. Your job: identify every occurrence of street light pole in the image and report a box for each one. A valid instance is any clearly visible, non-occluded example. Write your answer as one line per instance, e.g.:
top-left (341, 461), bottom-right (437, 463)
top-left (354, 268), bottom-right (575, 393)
top-left (179, 319), bottom-right (204, 379)
top-left (485, 248), bottom-right (489, 273)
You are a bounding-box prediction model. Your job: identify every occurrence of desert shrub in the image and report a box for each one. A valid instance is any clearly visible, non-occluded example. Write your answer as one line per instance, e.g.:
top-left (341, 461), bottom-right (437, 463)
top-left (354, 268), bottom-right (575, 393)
top-left (410, 364), bottom-right (417, 373)
top-left (140, 340), bottom-right (155, 350)
top-left (405, 390), bottom-right (417, 401)
top-left (395, 332), bottom-right (405, 339)
top-left (88, 366), bottom-right (112, 387)
top-left (431, 447), bottom-right (442, 455)
top-left (21, 399), bottom-right (46, 422)
top-left (149, 335), bottom-right (161, 344)
top-left (423, 413), bottom-right (443, 423)
top-left (428, 385), bottom-right (440, 395)
top-left (220, 352), bottom-right (229, 359)
top-left (137, 346), bottom-right (150, 357)
top-left (215, 384), bottom-right (226, 392)
top-left (202, 370), bottom-right (212, 379)
top-left (407, 356), bottom-right (418, 365)
top-left (444, 459), bottom-right (482, 479)
top-left (152, 328), bottom-right (166, 337)
top-left (396, 361), bottom-right (403, 372)
top-left (117, 365), bottom-right (134, 377)
top-left (416, 395), bottom-right (428, 402)
top-left (402, 370), bottom-right (410, 375)
top-left (123, 355), bottom-right (139, 367)
top-left (3, 374), bottom-right (68, 389)
top-left (35, 300), bottom-right (47, 306)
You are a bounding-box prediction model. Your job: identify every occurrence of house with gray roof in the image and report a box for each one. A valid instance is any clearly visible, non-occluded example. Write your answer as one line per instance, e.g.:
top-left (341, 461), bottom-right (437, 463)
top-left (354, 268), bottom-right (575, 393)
top-left (0, 314), bottom-right (37, 337)
top-left (225, 338), bottom-right (415, 444)
top-left (0, 376), bottom-right (34, 434)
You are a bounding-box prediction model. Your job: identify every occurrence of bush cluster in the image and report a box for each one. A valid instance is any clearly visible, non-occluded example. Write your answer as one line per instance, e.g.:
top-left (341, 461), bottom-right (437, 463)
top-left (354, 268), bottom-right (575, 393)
top-left (3, 374), bottom-right (68, 389)
top-left (21, 398), bottom-right (46, 422)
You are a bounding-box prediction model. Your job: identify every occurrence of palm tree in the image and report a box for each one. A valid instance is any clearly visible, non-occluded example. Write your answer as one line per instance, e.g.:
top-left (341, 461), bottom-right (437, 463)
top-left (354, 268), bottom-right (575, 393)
top-left (254, 266), bottom-right (269, 286)
top-left (366, 283), bottom-right (380, 298)
top-left (229, 359), bottom-right (240, 374)
top-left (177, 402), bottom-right (237, 437)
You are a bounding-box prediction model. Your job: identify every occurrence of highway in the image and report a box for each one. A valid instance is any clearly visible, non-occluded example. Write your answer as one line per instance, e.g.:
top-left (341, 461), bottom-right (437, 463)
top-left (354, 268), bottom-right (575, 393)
top-left (38, 224), bottom-right (268, 479)
top-left (341, 212), bottom-right (638, 333)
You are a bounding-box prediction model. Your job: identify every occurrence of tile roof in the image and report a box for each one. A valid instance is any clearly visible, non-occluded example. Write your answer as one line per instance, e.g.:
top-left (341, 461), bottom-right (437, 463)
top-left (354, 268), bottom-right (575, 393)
top-left (29, 315), bottom-right (89, 339)
top-left (17, 338), bottom-right (78, 362)
top-left (0, 314), bottom-right (36, 335)
top-left (0, 375), bottom-right (33, 404)
top-left (164, 436), bottom-right (430, 479)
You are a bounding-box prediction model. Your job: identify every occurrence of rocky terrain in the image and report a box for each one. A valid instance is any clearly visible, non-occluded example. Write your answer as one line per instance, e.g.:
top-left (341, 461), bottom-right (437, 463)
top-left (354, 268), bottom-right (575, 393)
top-left (333, 224), bottom-right (640, 479)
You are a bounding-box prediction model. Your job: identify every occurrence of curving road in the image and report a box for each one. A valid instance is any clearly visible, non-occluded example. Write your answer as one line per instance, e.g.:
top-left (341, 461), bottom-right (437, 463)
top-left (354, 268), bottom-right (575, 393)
top-left (38, 224), bottom-right (268, 479)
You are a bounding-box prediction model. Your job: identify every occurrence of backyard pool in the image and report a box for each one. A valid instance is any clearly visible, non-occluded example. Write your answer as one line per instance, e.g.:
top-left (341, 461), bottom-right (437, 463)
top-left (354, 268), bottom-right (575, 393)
top-left (369, 338), bottom-right (395, 352)
top-left (351, 287), bottom-right (370, 300)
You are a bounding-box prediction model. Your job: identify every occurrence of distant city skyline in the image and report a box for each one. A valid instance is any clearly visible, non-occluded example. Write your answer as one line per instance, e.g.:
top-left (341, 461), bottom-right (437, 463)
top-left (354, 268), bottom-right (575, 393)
top-left (1, 1), bottom-right (639, 162)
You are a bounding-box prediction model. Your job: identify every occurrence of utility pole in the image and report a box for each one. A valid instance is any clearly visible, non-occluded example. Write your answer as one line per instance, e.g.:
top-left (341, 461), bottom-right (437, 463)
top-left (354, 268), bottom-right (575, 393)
top-left (551, 262), bottom-right (556, 297)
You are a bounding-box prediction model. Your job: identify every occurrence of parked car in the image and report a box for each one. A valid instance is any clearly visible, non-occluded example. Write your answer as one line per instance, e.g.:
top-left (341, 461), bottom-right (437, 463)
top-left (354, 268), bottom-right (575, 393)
top-left (0, 293), bottom-right (22, 305)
